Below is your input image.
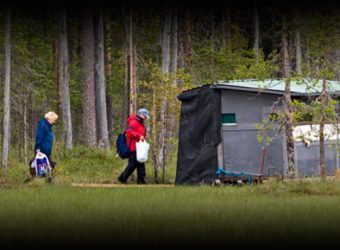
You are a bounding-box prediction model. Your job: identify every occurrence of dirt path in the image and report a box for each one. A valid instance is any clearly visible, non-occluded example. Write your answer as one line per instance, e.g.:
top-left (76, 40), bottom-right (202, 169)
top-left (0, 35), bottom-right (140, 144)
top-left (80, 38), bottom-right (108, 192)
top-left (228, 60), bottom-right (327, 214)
top-left (71, 183), bottom-right (174, 188)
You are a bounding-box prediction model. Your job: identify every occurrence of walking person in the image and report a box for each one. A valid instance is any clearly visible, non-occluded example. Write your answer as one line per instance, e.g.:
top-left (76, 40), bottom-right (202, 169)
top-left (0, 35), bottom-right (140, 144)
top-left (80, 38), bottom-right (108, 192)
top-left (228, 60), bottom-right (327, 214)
top-left (26, 111), bottom-right (58, 181)
top-left (34, 111), bottom-right (58, 169)
top-left (118, 108), bottom-right (149, 184)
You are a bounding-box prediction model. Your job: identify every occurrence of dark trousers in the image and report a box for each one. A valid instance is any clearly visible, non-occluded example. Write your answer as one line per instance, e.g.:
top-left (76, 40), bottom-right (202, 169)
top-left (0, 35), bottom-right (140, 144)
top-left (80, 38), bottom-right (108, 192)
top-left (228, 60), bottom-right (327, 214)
top-left (119, 152), bottom-right (146, 183)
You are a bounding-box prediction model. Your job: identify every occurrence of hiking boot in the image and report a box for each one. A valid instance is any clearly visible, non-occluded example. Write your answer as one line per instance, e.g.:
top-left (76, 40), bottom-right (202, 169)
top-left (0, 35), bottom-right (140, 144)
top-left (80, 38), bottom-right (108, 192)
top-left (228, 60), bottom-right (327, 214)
top-left (118, 176), bottom-right (127, 184)
top-left (137, 179), bottom-right (148, 185)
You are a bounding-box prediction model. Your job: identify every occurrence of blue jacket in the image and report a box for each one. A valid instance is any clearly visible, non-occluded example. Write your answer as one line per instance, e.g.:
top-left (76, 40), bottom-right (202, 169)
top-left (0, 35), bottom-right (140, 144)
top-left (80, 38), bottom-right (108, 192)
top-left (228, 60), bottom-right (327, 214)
top-left (34, 118), bottom-right (54, 156)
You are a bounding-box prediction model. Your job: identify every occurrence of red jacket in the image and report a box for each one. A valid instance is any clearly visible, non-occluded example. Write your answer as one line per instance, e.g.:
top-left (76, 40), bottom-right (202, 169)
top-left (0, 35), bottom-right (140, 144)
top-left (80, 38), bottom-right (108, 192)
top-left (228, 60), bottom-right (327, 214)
top-left (126, 114), bottom-right (146, 152)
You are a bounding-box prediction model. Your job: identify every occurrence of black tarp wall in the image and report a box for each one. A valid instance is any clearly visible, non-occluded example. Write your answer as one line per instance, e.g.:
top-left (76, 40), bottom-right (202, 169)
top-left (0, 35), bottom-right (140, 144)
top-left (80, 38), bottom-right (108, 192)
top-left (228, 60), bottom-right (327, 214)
top-left (175, 85), bottom-right (221, 185)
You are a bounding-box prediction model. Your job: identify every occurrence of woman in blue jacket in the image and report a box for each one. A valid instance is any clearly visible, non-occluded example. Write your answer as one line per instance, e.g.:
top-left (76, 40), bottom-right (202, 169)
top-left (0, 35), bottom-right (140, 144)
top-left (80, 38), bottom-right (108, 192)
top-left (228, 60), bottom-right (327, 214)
top-left (34, 111), bottom-right (58, 168)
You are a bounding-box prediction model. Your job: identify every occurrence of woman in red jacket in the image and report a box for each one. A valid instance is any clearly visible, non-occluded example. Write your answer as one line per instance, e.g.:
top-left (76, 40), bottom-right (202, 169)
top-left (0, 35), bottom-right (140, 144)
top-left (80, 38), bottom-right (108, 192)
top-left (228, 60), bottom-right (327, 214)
top-left (118, 108), bottom-right (149, 184)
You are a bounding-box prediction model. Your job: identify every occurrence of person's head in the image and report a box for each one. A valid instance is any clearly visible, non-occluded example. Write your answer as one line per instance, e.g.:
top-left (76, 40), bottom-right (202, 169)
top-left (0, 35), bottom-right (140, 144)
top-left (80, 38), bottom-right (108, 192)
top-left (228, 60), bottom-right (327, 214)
top-left (44, 111), bottom-right (58, 125)
top-left (137, 108), bottom-right (150, 120)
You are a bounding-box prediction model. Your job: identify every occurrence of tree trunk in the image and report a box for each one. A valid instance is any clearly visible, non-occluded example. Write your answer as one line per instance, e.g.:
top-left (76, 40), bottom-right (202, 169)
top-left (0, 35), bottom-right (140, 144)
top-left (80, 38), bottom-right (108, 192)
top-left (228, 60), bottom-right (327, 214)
top-left (161, 10), bottom-right (171, 76)
top-left (159, 8), bottom-right (172, 182)
top-left (122, 39), bottom-right (130, 129)
top-left (182, 5), bottom-right (192, 73)
top-left (210, 8), bottom-right (216, 53)
top-left (295, 28), bottom-right (302, 75)
top-left (282, 17), bottom-right (291, 78)
top-left (80, 4), bottom-right (97, 147)
top-left (305, 40), bottom-right (311, 73)
top-left (121, 4), bottom-right (130, 130)
top-left (129, 8), bottom-right (137, 115)
top-left (2, 2), bottom-right (11, 173)
top-left (319, 119), bottom-right (326, 180)
top-left (105, 13), bottom-right (113, 77)
top-left (177, 14), bottom-right (184, 70)
top-left (159, 106), bottom-right (167, 183)
top-left (58, 1), bottom-right (73, 150)
top-left (167, 7), bottom-right (179, 161)
top-left (319, 80), bottom-right (328, 181)
top-left (55, 39), bottom-right (62, 141)
top-left (254, 2), bottom-right (260, 63)
top-left (151, 85), bottom-right (159, 183)
top-left (23, 95), bottom-right (28, 166)
top-left (210, 6), bottom-right (216, 81)
top-left (221, 8), bottom-right (226, 49)
top-left (295, 9), bottom-right (302, 75)
top-left (105, 12), bottom-right (114, 141)
top-left (336, 49), bottom-right (340, 81)
top-left (171, 8), bottom-right (178, 85)
top-left (226, 8), bottom-right (231, 52)
top-left (177, 7), bottom-right (184, 72)
top-left (94, 1), bottom-right (109, 150)
top-left (282, 15), bottom-right (296, 179)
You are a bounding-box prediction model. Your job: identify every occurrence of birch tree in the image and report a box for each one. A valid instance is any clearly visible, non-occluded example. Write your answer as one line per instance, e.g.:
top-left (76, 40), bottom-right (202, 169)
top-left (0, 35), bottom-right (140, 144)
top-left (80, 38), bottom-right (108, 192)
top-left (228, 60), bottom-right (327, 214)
top-left (319, 80), bottom-right (328, 180)
top-left (58, 1), bottom-right (73, 150)
top-left (168, 7), bottom-right (179, 136)
top-left (2, 1), bottom-right (11, 173)
top-left (180, 4), bottom-right (192, 73)
top-left (121, 5), bottom-right (130, 130)
top-left (282, 14), bottom-right (296, 178)
top-left (295, 19), bottom-right (302, 75)
top-left (158, 8), bottom-right (172, 182)
top-left (221, 7), bottom-right (231, 52)
top-left (128, 6), bottom-right (137, 115)
top-left (122, 4), bottom-right (137, 124)
top-left (94, 0), bottom-right (109, 150)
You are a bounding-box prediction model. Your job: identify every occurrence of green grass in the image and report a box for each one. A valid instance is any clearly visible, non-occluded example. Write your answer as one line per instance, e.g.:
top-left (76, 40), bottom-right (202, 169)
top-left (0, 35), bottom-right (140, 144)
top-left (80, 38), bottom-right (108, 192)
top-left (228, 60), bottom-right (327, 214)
top-left (1, 145), bottom-right (177, 186)
top-left (1, 181), bottom-right (340, 248)
top-left (2, 147), bottom-right (340, 248)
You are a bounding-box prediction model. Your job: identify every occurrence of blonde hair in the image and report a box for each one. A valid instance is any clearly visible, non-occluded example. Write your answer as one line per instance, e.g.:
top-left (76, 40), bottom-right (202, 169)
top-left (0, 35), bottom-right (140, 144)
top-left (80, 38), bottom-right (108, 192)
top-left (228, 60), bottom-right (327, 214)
top-left (44, 111), bottom-right (58, 123)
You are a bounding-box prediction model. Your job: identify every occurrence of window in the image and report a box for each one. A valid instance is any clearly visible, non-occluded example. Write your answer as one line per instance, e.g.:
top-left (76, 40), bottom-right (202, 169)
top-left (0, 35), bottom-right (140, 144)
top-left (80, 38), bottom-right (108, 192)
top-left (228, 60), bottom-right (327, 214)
top-left (221, 113), bottom-right (236, 124)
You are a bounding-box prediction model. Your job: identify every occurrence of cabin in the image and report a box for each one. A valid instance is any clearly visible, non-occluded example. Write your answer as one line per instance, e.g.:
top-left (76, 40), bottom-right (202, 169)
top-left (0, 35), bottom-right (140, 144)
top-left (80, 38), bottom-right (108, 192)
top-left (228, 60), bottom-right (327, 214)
top-left (175, 79), bottom-right (340, 185)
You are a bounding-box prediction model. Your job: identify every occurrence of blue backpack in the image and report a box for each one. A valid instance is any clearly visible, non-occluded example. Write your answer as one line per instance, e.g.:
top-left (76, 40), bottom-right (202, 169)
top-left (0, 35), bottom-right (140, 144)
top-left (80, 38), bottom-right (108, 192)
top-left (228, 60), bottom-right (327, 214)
top-left (116, 132), bottom-right (131, 159)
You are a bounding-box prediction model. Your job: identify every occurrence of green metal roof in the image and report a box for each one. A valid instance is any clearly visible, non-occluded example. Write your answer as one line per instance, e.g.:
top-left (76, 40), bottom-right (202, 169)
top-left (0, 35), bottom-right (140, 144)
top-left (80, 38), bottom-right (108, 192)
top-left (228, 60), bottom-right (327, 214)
top-left (212, 78), bottom-right (340, 96)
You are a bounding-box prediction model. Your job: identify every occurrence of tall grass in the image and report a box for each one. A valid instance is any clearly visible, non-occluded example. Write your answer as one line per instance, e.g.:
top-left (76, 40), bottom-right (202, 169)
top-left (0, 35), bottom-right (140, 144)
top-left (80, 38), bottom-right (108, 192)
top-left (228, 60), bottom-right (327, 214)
top-left (2, 147), bottom-right (340, 248)
top-left (1, 181), bottom-right (340, 247)
top-left (1, 145), bottom-right (177, 186)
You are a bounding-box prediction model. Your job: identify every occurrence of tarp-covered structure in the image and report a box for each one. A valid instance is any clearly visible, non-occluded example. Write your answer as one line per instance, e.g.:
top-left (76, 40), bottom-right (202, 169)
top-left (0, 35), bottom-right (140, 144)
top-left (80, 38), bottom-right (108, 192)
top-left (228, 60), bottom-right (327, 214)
top-left (176, 85), bottom-right (221, 185)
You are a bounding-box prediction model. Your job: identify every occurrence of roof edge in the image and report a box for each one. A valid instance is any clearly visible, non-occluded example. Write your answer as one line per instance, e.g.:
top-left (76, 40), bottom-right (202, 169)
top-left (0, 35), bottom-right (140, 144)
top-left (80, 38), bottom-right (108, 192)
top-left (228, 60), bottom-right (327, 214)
top-left (211, 83), bottom-right (307, 96)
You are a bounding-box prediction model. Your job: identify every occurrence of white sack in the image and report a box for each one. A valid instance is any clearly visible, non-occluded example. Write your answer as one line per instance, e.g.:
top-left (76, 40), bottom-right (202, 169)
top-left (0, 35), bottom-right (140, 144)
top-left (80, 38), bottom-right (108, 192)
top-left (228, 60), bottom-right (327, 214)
top-left (136, 140), bottom-right (150, 163)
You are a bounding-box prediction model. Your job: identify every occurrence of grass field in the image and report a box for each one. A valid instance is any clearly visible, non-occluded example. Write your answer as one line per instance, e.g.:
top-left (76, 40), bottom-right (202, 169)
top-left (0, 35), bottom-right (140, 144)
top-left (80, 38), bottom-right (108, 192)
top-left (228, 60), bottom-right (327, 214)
top-left (1, 147), bottom-right (340, 248)
top-left (2, 146), bottom-right (177, 186)
top-left (1, 180), bottom-right (340, 248)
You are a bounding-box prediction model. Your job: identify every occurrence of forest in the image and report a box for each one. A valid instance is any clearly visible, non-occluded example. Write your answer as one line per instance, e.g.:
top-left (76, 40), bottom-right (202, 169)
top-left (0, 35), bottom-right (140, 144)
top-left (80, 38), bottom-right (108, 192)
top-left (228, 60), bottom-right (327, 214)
top-left (2, 1), bottom-right (340, 248)
top-left (1, 0), bottom-right (340, 175)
